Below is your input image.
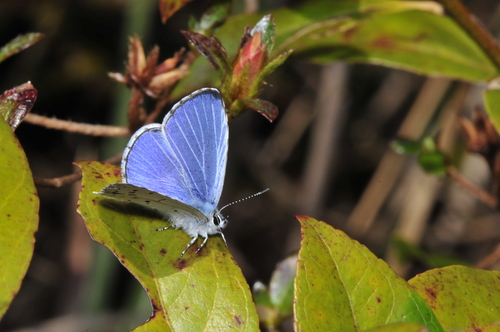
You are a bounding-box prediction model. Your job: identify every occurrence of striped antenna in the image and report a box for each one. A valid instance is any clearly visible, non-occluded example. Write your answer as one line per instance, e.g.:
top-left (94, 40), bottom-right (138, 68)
top-left (219, 188), bottom-right (270, 212)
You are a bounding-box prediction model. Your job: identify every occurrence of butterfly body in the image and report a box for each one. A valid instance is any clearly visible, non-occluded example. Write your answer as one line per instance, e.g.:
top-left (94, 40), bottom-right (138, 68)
top-left (97, 88), bottom-right (228, 257)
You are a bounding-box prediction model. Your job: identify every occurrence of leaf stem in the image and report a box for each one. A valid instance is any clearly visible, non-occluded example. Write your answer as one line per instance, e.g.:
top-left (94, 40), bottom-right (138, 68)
top-left (446, 166), bottom-right (498, 208)
top-left (438, 0), bottom-right (500, 70)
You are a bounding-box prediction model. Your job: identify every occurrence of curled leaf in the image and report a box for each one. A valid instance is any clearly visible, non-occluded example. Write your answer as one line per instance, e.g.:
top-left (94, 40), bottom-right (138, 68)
top-left (0, 82), bottom-right (38, 130)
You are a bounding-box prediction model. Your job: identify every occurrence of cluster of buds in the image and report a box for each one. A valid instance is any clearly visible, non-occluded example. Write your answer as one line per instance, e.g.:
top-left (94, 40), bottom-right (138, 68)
top-left (109, 37), bottom-right (190, 131)
top-left (110, 37), bottom-right (189, 99)
top-left (184, 14), bottom-right (293, 122)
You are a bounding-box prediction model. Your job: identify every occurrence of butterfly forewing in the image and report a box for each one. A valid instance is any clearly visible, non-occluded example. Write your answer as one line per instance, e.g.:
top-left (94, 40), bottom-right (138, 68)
top-left (122, 88), bottom-right (228, 219)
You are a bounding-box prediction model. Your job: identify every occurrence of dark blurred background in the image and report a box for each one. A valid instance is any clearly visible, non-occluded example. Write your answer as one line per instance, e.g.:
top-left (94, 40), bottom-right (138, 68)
top-left (1, 0), bottom-right (500, 331)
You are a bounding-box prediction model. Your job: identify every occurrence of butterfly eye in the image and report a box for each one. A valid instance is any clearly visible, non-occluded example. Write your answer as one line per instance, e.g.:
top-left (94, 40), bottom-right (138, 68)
top-left (213, 215), bottom-right (221, 226)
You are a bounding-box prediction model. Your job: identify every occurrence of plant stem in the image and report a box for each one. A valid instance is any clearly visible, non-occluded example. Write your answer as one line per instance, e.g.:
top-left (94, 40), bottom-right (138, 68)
top-left (438, 0), bottom-right (500, 70)
top-left (446, 166), bottom-right (498, 208)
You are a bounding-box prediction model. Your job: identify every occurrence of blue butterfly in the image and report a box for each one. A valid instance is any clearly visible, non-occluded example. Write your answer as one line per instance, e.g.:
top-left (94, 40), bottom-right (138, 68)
top-left (97, 88), bottom-right (228, 258)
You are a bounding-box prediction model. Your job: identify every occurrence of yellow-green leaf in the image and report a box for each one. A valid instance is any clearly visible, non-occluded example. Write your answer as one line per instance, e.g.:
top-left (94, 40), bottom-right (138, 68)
top-left (409, 266), bottom-right (500, 331)
top-left (0, 116), bottom-right (38, 318)
top-left (483, 88), bottom-right (500, 134)
top-left (363, 322), bottom-right (428, 332)
top-left (76, 161), bottom-right (259, 331)
top-left (294, 216), bottom-right (443, 332)
top-left (174, 0), bottom-right (497, 97)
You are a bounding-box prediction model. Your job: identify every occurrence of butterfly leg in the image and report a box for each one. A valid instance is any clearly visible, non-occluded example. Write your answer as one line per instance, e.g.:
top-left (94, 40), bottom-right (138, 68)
top-left (156, 225), bottom-right (172, 232)
top-left (178, 236), bottom-right (198, 259)
top-left (195, 235), bottom-right (209, 254)
top-left (220, 232), bottom-right (228, 248)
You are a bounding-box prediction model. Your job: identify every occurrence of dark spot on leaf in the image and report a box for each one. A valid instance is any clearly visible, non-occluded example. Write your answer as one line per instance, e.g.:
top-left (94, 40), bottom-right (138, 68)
top-left (175, 259), bottom-right (188, 270)
top-left (413, 33), bottom-right (428, 43)
top-left (425, 288), bottom-right (436, 299)
top-left (376, 297), bottom-right (381, 303)
top-left (184, 307), bottom-right (189, 310)
top-left (342, 26), bottom-right (357, 42)
top-left (234, 315), bottom-right (243, 325)
top-left (371, 36), bottom-right (394, 49)
top-left (7, 214), bottom-right (10, 217)
top-left (95, 175), bottom-right (103, 179)
top-left (160, 249), bottom-right (167, 255)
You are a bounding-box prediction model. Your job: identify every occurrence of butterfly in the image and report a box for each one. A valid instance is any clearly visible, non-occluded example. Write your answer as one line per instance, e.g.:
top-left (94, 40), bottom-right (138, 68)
top-left (96, 88), bottom-right (229, 258)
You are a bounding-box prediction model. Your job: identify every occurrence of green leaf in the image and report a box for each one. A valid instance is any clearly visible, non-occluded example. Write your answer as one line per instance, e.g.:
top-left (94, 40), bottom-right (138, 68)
top-left (193, 0), bottom-right (231, 36)
top-left (409, 266), bottom-right (500, 331)
top-left (0, 82), bottom-right (37, 130)
top-left (483, 88), bottom-right (500, 135)
top-left (276, 7), bottom-right (498, 81)
top-left (294, 216), bottom-right (443, 332)
top-left (0, 116), bottom-right (38, 318)
top-left (418, 152), bottom-right (446, 176)
top-left (269, 255), bottom-right (296, 317)
top-left (174, 0), bottom-right (497, 97)
top-left (391, 138), bottom-right (421, 155)
top-left (391, 237), bottom-right (467, 269)
top-left (363, 322), bottom-right (429, 332)
top-left (76, 161), bottom-right (259, 331)
top-left (159, 0), bottom-right (194, 23)
top-left (0, 33), bottom-right (44, 63)
top-left (251, 15), bottom-right (276, 52)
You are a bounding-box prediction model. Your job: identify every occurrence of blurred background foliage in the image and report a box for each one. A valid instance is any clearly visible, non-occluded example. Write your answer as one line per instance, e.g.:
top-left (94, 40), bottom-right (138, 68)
top-left (1, 0), bottom-right (500, 331)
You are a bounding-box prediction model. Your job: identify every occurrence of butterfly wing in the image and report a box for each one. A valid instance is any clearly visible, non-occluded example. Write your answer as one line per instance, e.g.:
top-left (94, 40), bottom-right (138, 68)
top-left (98, 183), bottom-right (208, 226)
top-left (121, 88), bottom-right (228, 219)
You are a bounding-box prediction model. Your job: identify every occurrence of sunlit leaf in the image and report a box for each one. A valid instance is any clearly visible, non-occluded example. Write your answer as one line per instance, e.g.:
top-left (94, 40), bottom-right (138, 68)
top-left (363, 322), bottom-right (429, 332)
top-left (0, 116), bottom-right (38, 318)
top-left (483, 88), bottom-right (500, 134)
top-left (0, 82), bottom-right (37, 130)
top-left (294, 216), bottom-right (443, 332)
top-left (409, 266), bottom-right (500, 331)
top-left (76, 161), bottom-right (259, 331)
top-left (0, 33), bottom-right (44, 63)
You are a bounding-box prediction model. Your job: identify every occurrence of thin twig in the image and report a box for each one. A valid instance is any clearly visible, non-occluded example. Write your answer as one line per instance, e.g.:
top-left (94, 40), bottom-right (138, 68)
top-left (438, 0), bottom-right (500, 69)
top-left (474, 242), bottom-right (500, 269)
top-left (34, 169), bottom-right (82, 188)
top-left (34, 153), bottom-right (123, 188)
top-left (447, 166), bottom-right (498, 208)
top-left (24, 113), bottom-right (130, 137)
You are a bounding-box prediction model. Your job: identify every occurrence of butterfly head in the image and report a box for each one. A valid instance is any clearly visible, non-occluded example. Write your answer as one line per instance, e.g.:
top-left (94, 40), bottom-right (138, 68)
top-left (211, 210), bottom-right (228, 233)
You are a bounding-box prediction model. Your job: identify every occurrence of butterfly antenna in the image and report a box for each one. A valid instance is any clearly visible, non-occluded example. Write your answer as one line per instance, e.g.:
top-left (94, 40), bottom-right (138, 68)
top-left (219, 188), bottom-right (270, 212)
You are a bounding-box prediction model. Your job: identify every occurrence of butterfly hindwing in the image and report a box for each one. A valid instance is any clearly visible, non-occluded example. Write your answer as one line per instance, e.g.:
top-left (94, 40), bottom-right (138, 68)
top-left (99, 183), bottom-right (208, 225)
